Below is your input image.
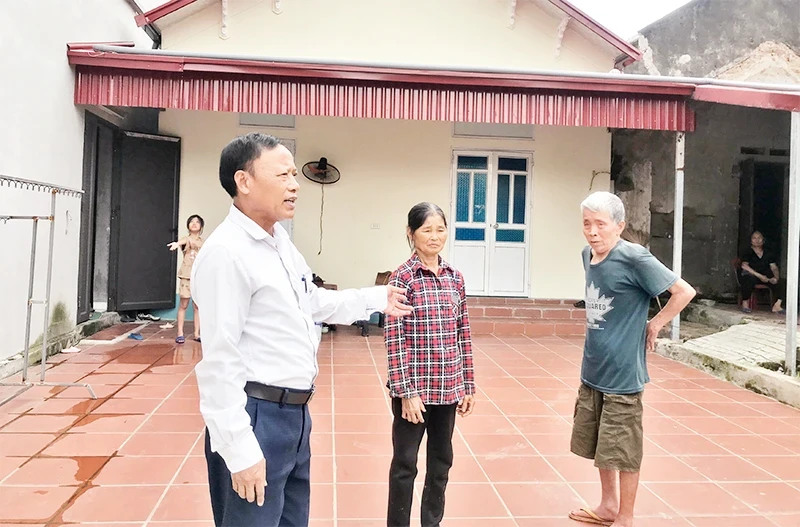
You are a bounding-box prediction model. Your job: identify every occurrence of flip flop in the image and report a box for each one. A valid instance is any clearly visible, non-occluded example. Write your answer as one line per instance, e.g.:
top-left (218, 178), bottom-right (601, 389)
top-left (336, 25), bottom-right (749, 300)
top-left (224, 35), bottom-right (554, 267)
top-left (568, 507), bottom-right (614, 526)
top-left (176, 336), bottom-right (186, 344)
top-left (194, 336), bottom-right (201, 343)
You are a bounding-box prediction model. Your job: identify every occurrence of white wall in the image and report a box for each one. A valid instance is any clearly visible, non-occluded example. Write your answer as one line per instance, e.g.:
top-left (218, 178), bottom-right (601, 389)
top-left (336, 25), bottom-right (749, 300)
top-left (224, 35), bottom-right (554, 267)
top-left (159, 0), bottom-right (616, 73)
top-left (160, 111), bottom-right (609, 299)
top-left (0, 1), bottom-right (152, 361)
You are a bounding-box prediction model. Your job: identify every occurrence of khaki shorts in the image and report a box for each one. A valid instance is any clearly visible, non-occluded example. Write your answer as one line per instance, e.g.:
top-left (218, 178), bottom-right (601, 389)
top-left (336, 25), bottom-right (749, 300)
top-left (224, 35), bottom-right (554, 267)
top-left (570, 383), bottom-right (644, 472)
top-left (179, 278), bottom-right (192, 299)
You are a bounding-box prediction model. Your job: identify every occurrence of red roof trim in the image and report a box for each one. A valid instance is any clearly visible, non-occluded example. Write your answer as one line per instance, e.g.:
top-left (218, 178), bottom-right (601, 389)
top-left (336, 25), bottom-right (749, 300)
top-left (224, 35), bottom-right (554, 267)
top-left (135, 0), bottom-right (198, 27)
top-left (66, 46), bottom-right (696, 131)
top-left (66, 46), bottom-right (693, 97)
top-left (547, 0), bottom-right (641, 63)
top-left (693, 85), bottom-right (800, 113)
top-left (66, 41), bottom-right (136, 51)
top-left (71, 68), bottom-right (696, 131)
top-left (133, 0), bottom-right (641, 63)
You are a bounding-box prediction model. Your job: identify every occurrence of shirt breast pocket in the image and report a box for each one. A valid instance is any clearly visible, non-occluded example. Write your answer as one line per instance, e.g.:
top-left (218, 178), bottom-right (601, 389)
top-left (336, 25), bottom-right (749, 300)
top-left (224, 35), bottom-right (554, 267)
top-left (297, 273), bottom-right (313, 313)
top-left (450, 290), bottom-right (460, 317)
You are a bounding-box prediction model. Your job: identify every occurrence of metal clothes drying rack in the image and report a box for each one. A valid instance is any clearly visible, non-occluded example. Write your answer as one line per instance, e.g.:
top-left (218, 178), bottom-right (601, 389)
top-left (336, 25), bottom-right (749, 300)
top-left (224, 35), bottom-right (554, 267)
top-left (0, 175), bottom-right (96, 407)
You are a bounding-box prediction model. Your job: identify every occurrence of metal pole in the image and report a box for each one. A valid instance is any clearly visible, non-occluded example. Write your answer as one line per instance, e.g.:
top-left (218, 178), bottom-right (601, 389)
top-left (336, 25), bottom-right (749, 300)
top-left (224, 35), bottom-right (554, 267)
top-left (786, 112), bottom-right (800, 377)
top-left (0, 176), bottom-right (96, 406)
top-left (21, 219), bottom-right (39, 382)
top-left (671, 132), bottom-right (685, 340)
top-left (39, 190), bottom-right (57, 382)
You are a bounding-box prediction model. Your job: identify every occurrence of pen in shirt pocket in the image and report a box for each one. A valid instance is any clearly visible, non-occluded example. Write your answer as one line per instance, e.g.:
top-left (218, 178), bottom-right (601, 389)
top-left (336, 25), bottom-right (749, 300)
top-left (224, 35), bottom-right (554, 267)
top-left (301, 276), bottom-right (308, 293)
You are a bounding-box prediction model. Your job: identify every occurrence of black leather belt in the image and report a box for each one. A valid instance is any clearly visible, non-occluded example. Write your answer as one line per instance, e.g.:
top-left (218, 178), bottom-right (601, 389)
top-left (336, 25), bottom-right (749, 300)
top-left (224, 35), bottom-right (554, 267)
top-left (244, 382), bottom-right (314, 406)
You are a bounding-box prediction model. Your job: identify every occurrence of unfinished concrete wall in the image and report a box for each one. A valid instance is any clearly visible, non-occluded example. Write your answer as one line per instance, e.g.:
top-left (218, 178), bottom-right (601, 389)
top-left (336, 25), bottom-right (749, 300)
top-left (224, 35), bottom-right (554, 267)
top-left (613, 0), bottom-right (797, 299)
top-left (614, 104), bottom-right (790, 299)
top-left (627, 0), bottom-right (799, 78)
top-left (611, 130), bottom-right (676, 247)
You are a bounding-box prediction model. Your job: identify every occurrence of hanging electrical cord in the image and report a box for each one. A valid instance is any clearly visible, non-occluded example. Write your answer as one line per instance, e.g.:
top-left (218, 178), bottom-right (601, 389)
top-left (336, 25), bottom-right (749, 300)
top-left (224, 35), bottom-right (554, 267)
top-left (318, 184), bottom-right (325, 255)
top-left (300, 157), bottom-right (341, 256)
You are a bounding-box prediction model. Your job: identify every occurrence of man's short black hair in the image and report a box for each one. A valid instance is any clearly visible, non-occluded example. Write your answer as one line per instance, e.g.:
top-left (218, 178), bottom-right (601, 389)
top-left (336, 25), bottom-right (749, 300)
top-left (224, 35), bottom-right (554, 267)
top-left (219, 133), bottom-right (282, 197)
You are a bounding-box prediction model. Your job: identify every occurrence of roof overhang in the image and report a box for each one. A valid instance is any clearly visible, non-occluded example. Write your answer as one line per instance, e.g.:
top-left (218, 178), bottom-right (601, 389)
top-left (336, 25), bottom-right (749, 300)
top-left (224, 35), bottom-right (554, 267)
top-left (67, 44), bottom-right (697, 131)
top-left (65, 45), bottom-right (800, 132)
top-left (693, 85), bottom-right (800, 112)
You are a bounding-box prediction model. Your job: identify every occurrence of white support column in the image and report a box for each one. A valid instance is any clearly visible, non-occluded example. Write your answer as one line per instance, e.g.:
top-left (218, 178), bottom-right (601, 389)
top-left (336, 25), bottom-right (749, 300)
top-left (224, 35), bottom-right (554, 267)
top-left (671, 132), bottom-right (685, 341)
top-left (786, 112), bottom-right (800, 377)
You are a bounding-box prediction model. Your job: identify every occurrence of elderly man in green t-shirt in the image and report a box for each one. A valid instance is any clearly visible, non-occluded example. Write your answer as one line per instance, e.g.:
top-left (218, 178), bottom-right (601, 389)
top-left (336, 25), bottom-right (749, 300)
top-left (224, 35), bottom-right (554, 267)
top-left (568, 192), bottom-right (696, 527)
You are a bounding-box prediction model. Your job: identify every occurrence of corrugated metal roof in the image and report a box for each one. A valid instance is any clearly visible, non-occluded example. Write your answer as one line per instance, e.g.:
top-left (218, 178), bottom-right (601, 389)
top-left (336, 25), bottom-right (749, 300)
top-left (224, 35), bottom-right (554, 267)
top-left (73, 69), bottom-right (694, 130)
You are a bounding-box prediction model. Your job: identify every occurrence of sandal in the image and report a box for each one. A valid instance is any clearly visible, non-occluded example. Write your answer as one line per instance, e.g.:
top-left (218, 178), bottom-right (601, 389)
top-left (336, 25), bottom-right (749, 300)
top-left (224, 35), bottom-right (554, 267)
top-left (176, 336), bottom-right (185, 344)
top-left (568, 507), bottom-right (614, 526)
top-left (194, 336), bottom-right (201, 343)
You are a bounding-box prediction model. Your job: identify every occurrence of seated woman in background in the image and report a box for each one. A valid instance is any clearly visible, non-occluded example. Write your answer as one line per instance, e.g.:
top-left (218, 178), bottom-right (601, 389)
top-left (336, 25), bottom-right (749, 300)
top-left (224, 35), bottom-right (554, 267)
top-left (740, 231), bottom-right (785, 314)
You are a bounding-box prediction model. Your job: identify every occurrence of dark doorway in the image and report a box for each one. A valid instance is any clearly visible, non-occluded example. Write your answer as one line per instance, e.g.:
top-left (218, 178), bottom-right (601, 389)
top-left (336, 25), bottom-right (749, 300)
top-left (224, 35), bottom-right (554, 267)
top-left (77, 114), bottom-right (180, 321)
top-left (77, 114), bottom-right (117, 323)
top-left (108, 131), bottom-right (181, 313)
top-left (738, 159), bottom-right (789, 264)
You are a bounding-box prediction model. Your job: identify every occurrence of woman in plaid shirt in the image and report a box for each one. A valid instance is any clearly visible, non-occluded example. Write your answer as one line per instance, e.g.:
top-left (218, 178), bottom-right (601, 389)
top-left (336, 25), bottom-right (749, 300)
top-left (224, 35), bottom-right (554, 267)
top-left (385, 202), bottom-right (476, 527)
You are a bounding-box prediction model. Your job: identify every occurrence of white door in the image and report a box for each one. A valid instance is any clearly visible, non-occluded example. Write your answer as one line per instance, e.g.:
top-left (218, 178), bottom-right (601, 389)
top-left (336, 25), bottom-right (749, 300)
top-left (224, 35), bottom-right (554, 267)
top-left (450, 153), bottom-right (531, 296)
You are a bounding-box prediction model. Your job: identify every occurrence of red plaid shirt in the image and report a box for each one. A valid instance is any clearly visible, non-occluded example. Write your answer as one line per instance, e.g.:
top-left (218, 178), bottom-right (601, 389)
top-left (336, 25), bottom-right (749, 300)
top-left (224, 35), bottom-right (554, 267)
top-left (384, 254), bottom-right (475, 405)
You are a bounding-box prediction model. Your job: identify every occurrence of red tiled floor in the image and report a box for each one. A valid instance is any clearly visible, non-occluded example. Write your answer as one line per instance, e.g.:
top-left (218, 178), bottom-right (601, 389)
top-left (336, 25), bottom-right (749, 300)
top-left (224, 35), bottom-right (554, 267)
top-left (152, 484), bottom-right (214, 521)
top-left (71, 413), bottom-right (147, 433)
top-left (93, 455), bottom-right (184, 485)
top-left (41, 433), bottom-right (127, 457)
top-left (645, 482), bottom-right (754, 516)
top-left (0, 414), bottom-right (79, 433)
top-left (678, 455), bottom-right (777, 482)
top-left (0, 486), bottom-right (78, 522)
top-left (119, 432), bottom-right (200, 456)
top-left (1, 326), bottom-right (799, 525)
top-left (61, 485), bottom-right (165, 522)
top-left (3, 456), bottom-right (108, 485)
top-left (0, 433), bottom-right (56, 456)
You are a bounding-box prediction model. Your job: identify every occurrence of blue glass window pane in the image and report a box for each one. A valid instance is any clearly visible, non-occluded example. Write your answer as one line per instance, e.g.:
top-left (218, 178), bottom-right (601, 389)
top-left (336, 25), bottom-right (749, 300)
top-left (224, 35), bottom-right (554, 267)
top-left (455, 228), bottom-right (485, 241)
top-left (456, 172), bottom-right (470, 222)
top-left (457, 156), bottom-right (488, 170)
top-left (496, 174), bottom-right (510, 224)
top-left (496, 229), bottom-right (525, 242)
top-left (513, 175), bottom-right (527, 225)
top-left (473, 173), bottom-right (486, 223)
top-left (498, 157), bottom-right (527, 172)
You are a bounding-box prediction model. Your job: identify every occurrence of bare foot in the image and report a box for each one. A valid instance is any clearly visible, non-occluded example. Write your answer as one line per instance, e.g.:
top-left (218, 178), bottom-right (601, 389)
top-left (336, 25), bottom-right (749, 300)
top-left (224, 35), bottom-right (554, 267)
top-left (610, 515), bottom-right (633, 527)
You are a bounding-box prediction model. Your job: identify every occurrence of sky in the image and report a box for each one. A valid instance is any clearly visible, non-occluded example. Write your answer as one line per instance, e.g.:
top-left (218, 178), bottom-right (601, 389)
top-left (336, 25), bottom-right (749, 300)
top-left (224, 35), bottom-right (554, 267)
top-left (568, 0), bottom-right (695, 39)
top-left (137, 0), bottom-right (696, 41)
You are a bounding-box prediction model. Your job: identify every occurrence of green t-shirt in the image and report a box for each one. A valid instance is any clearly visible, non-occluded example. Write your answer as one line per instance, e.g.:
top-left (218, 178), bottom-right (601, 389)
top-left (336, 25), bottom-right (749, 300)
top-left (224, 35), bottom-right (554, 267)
top-left (581, 240), bottom-right (678, 394)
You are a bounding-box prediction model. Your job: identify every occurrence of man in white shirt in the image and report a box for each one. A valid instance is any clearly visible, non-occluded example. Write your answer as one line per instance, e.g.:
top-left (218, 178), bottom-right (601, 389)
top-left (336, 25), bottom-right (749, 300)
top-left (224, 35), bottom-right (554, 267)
top-left (192, 133), bottom-right (412, 526)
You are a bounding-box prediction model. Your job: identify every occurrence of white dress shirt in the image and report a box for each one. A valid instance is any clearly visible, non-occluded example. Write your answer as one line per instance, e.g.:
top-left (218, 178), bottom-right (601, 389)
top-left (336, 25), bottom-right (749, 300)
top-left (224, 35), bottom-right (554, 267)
top-left (192, 204), bottom-right (387, 473)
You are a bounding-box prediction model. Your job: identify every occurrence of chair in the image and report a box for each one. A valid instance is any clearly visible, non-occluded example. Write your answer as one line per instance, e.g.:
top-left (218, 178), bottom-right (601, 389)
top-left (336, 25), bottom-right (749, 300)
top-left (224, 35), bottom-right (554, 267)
top-left (731, 257), bottom-right (774, 311)
top-left (355, 271), bottom-right (392, 337)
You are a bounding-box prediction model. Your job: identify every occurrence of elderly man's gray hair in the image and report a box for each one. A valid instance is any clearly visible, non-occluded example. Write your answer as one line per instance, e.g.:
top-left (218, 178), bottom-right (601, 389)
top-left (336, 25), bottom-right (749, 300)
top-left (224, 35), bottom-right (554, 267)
top-left (580, 191), bottom-right (625, 224)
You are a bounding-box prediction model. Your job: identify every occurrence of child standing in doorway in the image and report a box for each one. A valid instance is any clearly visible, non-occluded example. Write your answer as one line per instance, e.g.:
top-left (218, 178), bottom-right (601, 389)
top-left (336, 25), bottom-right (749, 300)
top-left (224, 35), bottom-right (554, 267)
top-left (168, 214), bottom-right (205, 344)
